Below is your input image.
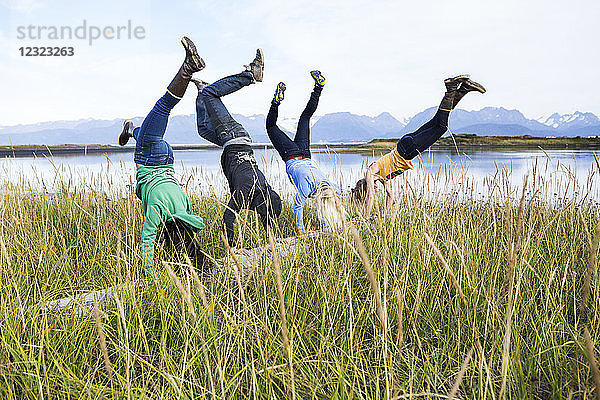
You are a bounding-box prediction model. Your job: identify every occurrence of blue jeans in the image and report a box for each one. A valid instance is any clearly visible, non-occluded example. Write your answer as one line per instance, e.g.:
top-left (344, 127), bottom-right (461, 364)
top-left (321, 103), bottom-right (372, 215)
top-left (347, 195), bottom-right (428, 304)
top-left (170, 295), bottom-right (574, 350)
top-left (196, 71), bottom-right (253, 146)
top-left (266, 85), bottom-right (322, 160)
top-left (396, 108), bottom-right (450, 160)
top-left (134, 92), bottom-right (179, 165)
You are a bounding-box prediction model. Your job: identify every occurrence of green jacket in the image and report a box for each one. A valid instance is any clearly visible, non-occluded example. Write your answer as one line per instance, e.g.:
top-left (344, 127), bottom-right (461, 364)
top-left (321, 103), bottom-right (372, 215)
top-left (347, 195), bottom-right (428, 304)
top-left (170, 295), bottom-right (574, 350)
top-left (136, 164), bottom-right (205, 267)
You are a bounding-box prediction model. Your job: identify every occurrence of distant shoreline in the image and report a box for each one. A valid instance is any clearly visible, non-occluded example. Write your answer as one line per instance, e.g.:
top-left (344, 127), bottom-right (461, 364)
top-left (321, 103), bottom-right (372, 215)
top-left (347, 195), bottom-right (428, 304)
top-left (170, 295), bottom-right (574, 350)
top-left (0, 135), bottom-right (599, 157)
top-left (0, 143), bottom-right (355, 158)
top-left (0, 143), bottom-right (263, 158)
top-left (337, 134), bottom-right (600, 154)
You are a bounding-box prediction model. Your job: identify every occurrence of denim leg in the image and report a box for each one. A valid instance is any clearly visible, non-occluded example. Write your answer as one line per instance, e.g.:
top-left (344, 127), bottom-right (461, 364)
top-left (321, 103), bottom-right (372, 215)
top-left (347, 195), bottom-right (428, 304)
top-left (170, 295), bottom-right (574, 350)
top-left (266, 102), bottom-right (302, 160)
top-left (134, 92), bottom-right (179, 165)
top-left (295, 86), bottom-right (322, 158)
top-left (396, 109), bottom-right (450, 160)
top-left (203, 71), bottom-right (254, 97)
top-left (202, 72), bottom-right (253, 145)
top-left (195, 91), bottom-right (220, 146)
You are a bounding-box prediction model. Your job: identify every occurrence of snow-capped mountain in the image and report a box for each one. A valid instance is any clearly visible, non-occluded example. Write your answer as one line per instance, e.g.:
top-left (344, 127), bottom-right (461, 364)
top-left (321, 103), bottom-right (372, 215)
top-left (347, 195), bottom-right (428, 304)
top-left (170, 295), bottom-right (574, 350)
top-left (400, 107), bottom-right (549, 135)
top-left (0, 108), bottom-right (598, 146)
top-left (540, 112), bottom-right (600, 130)
top-left (390, 108), bottom-right (600, 138)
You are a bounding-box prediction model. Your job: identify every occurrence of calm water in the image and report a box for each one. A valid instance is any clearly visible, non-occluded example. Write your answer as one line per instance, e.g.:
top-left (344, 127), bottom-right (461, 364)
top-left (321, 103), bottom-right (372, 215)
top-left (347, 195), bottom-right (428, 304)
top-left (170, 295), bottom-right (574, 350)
top-left (1, 147), bottom-right (598, 203)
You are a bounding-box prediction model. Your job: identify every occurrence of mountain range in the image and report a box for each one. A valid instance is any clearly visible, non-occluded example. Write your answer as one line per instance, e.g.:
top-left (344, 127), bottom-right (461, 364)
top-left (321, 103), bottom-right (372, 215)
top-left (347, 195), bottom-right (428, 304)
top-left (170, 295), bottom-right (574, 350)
top-left (1, 108), bottom-right (598, 146)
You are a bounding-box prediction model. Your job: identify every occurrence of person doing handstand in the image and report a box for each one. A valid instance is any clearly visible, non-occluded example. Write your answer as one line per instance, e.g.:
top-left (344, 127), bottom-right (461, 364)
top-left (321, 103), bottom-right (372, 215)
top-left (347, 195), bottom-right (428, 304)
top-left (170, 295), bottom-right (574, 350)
top-left (351, 75), bottom-right (486, 215)
top-left (193, 50), bottom-right (282, 252)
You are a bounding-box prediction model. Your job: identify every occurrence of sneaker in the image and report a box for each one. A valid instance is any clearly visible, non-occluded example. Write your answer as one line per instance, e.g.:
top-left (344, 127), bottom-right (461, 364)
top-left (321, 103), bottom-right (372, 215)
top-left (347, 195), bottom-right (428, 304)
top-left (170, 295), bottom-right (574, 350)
top-left (119, 120), bottom-right (134, 146)
top-left (459, 78), bottom-right (486, 94)
top-left (191, 78), bottom-right (210, 92)
top-left (310, 70), bottom-right (326, 87)
top-left (273, 82), bottom-right (286, 104)
top-left (245, 49), bottom-right (264, 82)
top-left (181, 36), bottom-right (206, 73)
top-left (444, 74), bottom-right (470, 91)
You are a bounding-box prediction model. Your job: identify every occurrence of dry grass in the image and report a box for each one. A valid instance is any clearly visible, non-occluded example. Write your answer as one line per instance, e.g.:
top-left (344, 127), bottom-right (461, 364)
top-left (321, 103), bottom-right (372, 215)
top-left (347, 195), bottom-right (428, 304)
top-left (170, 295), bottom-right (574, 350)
top-left (0, 159), bottom-right (598, 398)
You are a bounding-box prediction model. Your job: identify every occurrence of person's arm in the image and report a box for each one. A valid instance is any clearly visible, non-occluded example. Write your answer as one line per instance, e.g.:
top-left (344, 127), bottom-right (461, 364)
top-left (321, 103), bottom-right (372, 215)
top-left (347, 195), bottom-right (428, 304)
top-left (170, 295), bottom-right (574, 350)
top-left (293, 193), bottom-right (305, 234)
top-left (140, 209), bottom-right (160, 273)
top-left (384, 179), bottom-right (394, 211)
top-left (365, 163), bottom-right (379, 217)
top-left (223, 193), bottom-right (242, 248)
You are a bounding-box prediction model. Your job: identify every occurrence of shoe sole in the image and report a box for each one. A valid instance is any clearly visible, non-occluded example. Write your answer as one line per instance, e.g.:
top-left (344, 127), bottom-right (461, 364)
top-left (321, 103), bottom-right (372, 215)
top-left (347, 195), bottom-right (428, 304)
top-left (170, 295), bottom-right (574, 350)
top-left (253, 49), bottom-right (264, 82)
top-left (310, 70), bottom-right (325, 85)
top-left (276, 82), bottom-right (286, 102)
top-left (119, 120), bottom-right (132, 146)
top-left (463, 79), bottom-right (486, 93)
top-left (256, 48), bottom-right (264, 66)
top-left (181, 36), bottom-right (206, 71)
top-left (445, 74), bottom-right (470, 84)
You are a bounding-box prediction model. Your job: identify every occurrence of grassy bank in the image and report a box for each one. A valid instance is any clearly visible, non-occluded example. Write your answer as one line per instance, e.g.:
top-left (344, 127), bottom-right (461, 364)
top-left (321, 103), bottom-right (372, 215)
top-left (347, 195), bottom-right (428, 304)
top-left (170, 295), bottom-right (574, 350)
top-left (342, 134), bottom-right (600, 154)
top-left (0, 169), bottom-right (599, 398)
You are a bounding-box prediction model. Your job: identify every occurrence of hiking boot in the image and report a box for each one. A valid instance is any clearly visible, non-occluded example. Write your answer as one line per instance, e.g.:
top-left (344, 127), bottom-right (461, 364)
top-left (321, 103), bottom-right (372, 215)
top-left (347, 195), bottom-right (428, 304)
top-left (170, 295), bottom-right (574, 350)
top-left (181, 36), bottom-right (205, 74)
top-left (273, 82), bottom-right (286, 104)
top-left (439, 75), bottom-right (465, 111)
top-left (167, 36), bottom-right (206, 99)
top-left (453, 78), bottom-right (486, 109)
top-left (310, 70), bottom-right (326, 87)
top-left (191, 78), bottom-right (210, 92)
top-left (444, 74), bottom-right (470, 91)
top-left (460, 78), bottom-right (486, 94)
top-left (245, 49), bottom-right (264, 82)
top-left (118, 120), bottom-right (134, 146)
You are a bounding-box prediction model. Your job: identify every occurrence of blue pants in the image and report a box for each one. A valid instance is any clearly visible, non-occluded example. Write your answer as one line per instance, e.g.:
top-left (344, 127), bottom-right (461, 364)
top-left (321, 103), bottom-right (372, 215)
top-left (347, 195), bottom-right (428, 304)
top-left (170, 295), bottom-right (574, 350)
top-left (266, 85), bottom-right (322, 161)
top-left (396, 108), bottom-right (450, 160)
top-left (196, 71), bottom-right (253, 146)
top-left (134, 92), bottom-right (180, 166)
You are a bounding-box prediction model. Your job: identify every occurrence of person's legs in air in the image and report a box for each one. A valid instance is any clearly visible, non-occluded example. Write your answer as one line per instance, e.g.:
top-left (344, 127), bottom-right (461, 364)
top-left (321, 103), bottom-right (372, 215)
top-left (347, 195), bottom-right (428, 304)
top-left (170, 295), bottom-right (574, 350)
top-left (402, 75), bottom-right (469, 139)
top-left (295, 70), bottom-right (325, 158)
top-left (266, 82), bottom-right (304, 160)
top-left (201, 49), bottom-right (264, 146)
top-left (192, 79), bottom-right (220, 146)
top-left (119, 37), bottom-right (205, 165)
top-left (396, 75), bottom-right (486, 160)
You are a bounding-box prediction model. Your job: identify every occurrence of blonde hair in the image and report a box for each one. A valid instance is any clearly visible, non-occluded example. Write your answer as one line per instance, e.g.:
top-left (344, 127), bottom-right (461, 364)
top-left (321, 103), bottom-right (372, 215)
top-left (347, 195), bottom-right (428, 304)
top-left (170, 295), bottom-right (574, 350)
top-left (313, 185), bottom-right (347, 232)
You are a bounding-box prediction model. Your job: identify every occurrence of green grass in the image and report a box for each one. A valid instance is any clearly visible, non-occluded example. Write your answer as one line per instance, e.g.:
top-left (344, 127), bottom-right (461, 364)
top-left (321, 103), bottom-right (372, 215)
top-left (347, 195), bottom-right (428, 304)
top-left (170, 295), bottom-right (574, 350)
top-left (0, 166), bottom-right (599, 399)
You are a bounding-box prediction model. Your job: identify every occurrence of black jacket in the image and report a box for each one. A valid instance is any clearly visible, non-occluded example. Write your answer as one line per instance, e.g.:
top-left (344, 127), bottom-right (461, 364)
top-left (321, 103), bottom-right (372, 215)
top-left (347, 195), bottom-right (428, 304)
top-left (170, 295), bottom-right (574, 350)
top-left (221, 144), bottom-right (282, 246)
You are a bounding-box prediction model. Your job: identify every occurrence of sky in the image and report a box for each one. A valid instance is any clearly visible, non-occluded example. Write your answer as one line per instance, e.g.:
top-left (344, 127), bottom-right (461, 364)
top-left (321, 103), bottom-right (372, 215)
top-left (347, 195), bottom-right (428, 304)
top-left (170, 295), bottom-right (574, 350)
top-left (0, 0), bottom-right (598, 126)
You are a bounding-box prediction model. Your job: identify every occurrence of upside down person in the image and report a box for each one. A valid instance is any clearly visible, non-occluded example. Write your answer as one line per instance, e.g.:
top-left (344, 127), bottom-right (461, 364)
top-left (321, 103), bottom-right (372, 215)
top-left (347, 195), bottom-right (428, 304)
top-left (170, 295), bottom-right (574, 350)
top-left (351, 75), bottom-right (486, 215)
top-left (266, 71), bottom-right (346, 233)
top-left (117, 36), bottom-right (206, 273)
top-left (192, 49), bottom-right (282, 254)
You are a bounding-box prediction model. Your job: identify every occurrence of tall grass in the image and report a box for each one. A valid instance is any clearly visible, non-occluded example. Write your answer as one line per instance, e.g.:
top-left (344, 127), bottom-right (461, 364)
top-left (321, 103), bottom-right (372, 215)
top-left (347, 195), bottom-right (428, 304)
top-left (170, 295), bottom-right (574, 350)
top-left (0, 158), bottom-right (599, 399)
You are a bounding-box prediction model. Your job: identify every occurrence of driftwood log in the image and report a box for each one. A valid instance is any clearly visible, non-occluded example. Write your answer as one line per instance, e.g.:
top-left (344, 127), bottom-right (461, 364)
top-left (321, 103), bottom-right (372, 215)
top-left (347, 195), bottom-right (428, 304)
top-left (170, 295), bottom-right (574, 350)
top-left (27, 235), bottom-right (305, 318)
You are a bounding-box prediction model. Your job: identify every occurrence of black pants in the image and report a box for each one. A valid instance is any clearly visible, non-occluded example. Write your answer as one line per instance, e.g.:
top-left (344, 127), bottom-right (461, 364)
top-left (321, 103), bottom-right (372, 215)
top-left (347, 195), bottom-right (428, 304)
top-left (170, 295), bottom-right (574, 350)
top-left (396, 108), bottom-right (450, 160)
top-left (266, 85), bottom-right (322, 160)
top-left (221, 144), bottom-right (282, 246)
